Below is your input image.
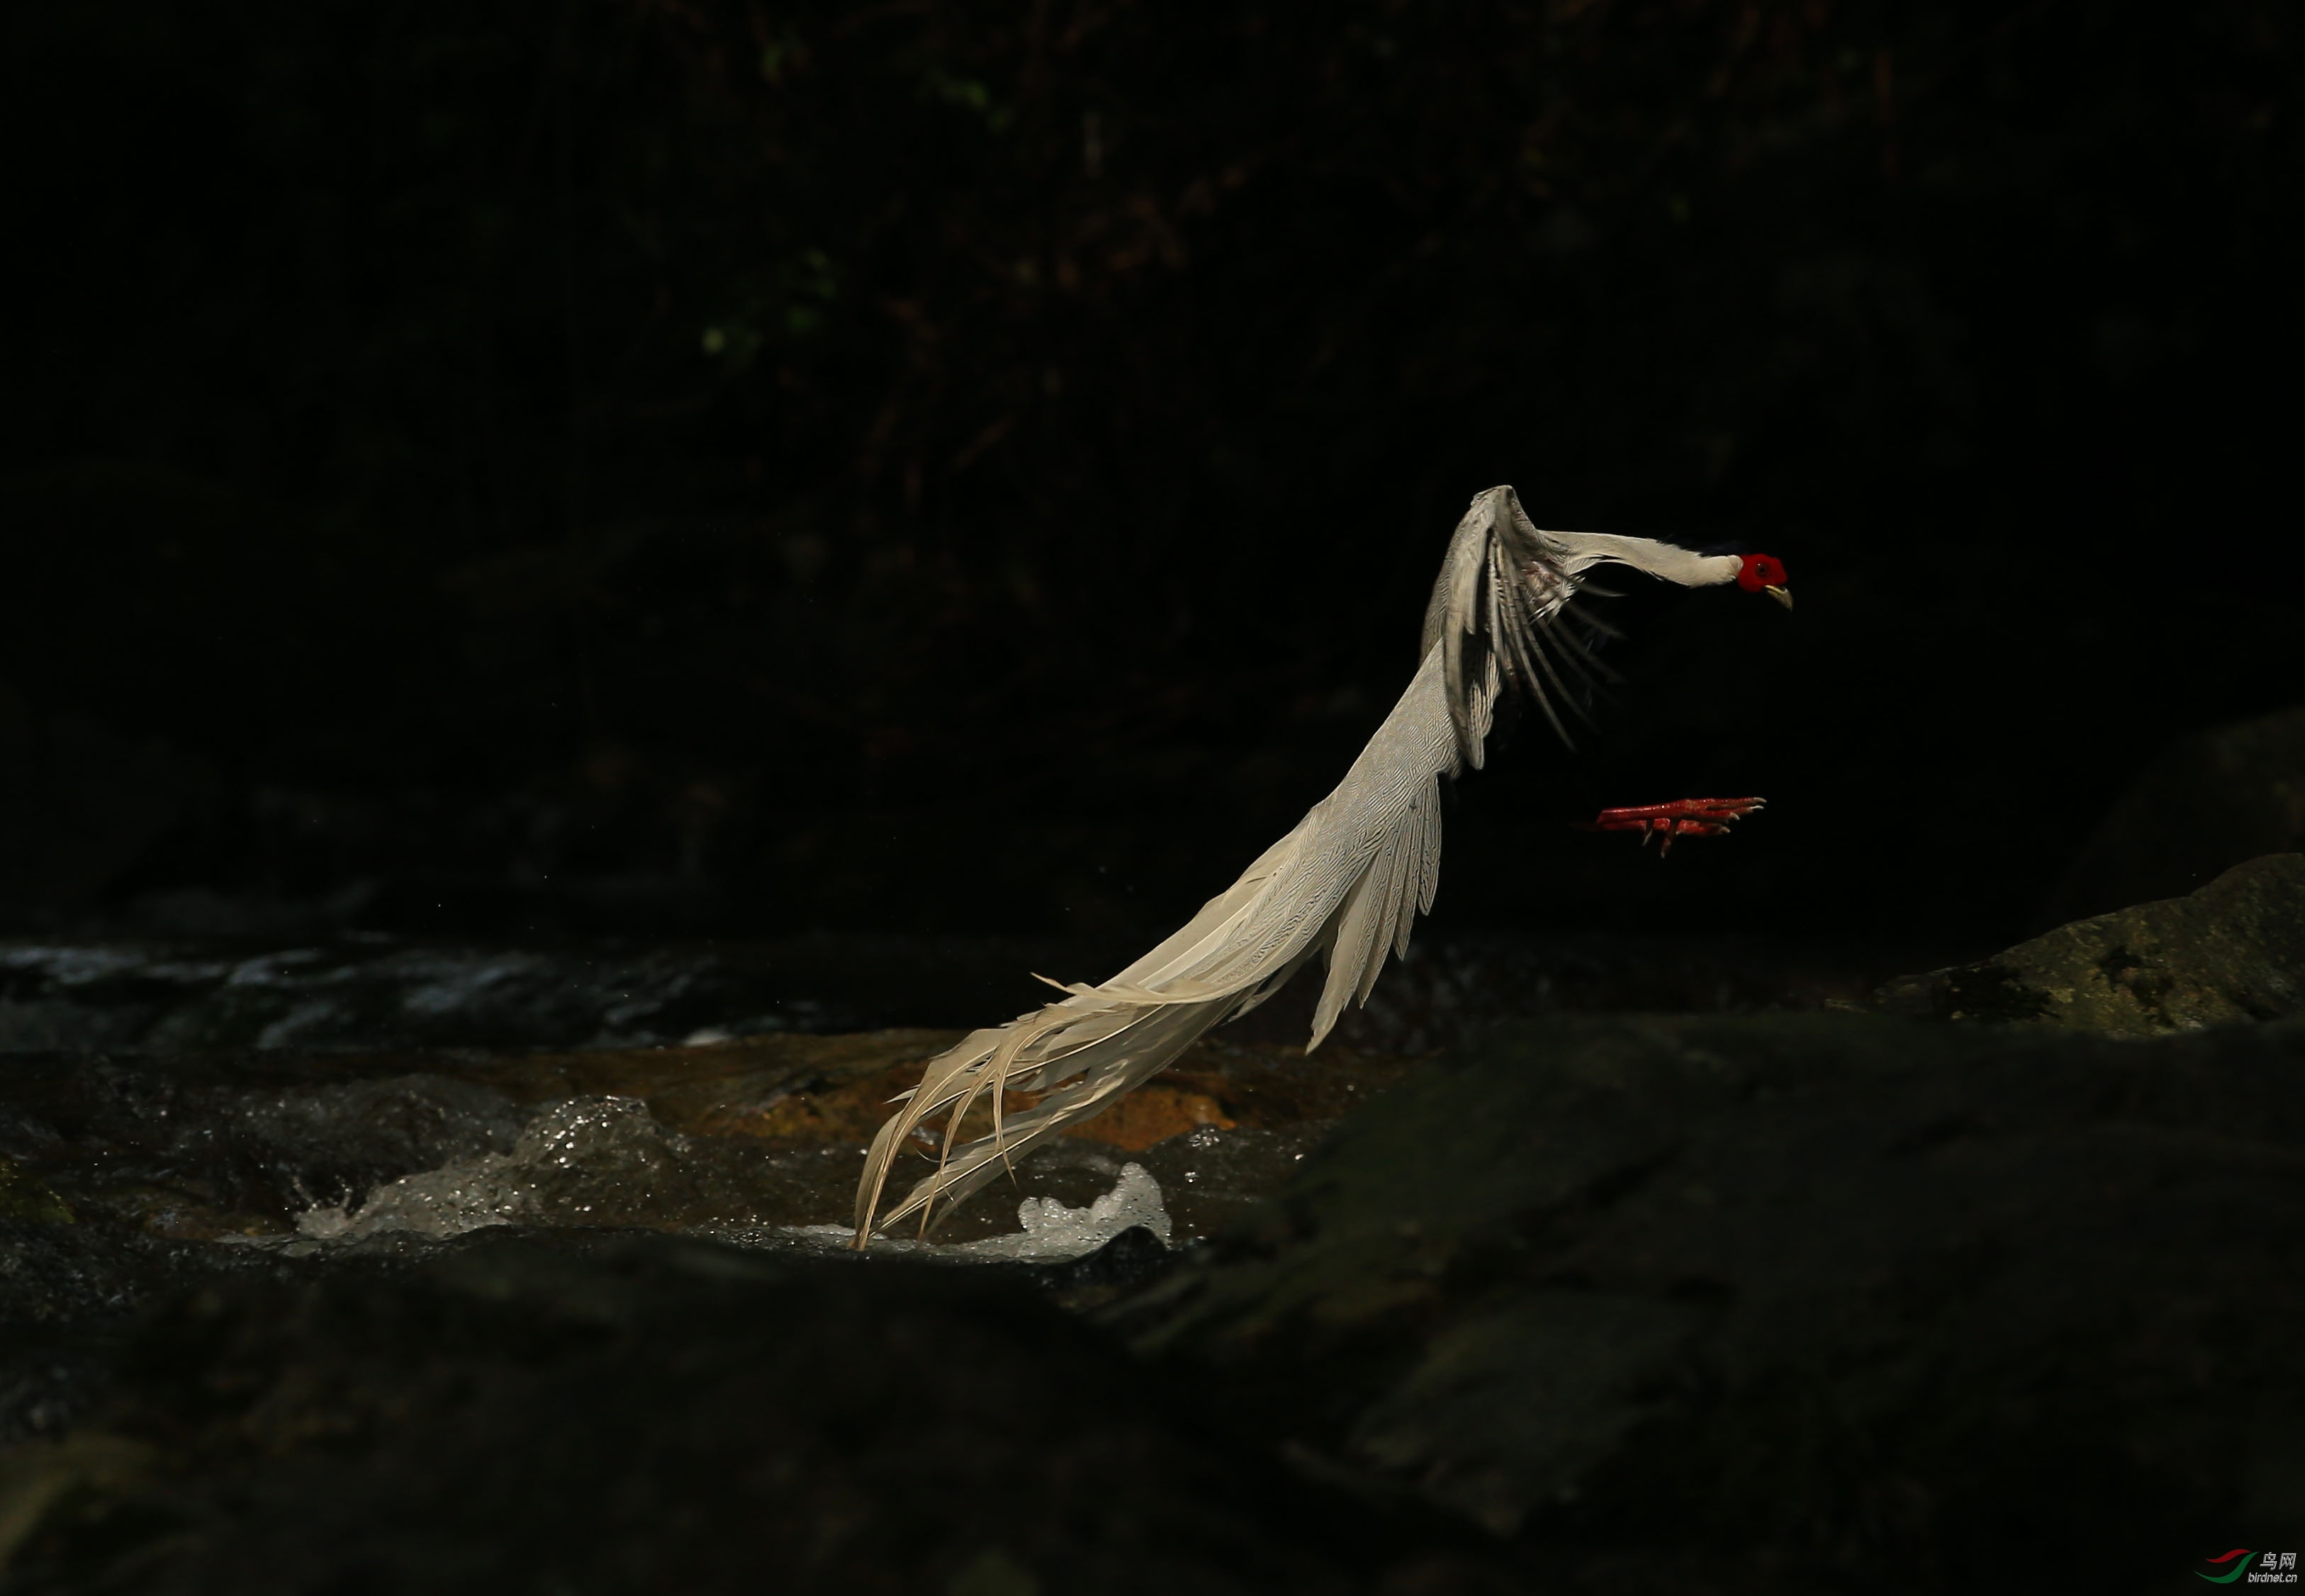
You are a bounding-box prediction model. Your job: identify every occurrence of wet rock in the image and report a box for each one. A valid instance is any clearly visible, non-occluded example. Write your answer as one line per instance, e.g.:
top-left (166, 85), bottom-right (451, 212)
top-left (1118, 1013), bottom-right (2305, 1588)
top-left (0, 926), bottom-right (1902, 1058)
top-left (522, 1027), bottom-right (965, 1142)
top-left (1133, 1121), bottom-right (1338, 1239)
top-left (0, 935), bottom-right (1128, 1054)
top-left (0, 1232), bottom-right (1516, 1595)
top-left (0, 1220), bottom-right (187, 1330)
top-left (2047, 702), bottom-right (2305, 923)
top-left (0, 1218), bottom-right (327, 1446)
top-left (1870, 853), bottom-right (2305, 1036)
top-left (1032, 1223), bottom-right (1178, 1297)
top-left (0, 1050), bottom-right (538, 1237)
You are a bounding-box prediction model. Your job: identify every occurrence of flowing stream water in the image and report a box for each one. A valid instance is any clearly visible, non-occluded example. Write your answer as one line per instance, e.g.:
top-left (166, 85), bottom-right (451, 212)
top-left (0, 929), bottom-right (1895, 1263)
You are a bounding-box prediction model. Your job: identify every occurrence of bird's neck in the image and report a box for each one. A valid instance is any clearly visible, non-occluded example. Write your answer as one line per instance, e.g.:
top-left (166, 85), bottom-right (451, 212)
top-left (1559, 532), bottom-right (1742, 589)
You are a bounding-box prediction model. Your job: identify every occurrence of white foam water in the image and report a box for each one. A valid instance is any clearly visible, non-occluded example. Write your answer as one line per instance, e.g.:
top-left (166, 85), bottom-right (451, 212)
top-left (770, 1162), bottom-right (1173, 1262)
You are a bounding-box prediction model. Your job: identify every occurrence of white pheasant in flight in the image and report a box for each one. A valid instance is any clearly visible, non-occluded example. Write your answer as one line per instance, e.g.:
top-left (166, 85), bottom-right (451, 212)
top-left (854, 485), bottom-right (1792, 1242)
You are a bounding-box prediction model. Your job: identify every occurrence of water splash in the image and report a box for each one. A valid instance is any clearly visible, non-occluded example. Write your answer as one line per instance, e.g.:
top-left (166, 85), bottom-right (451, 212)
top-left (293, 1090), bottom-right (1174, 1262)
top-left (298, 1096), bottom-right (695, 1240)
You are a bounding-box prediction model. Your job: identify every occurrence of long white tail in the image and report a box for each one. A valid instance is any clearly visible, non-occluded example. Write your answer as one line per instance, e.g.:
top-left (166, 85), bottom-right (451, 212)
top-left (853, 486), bottom-right (1651, 1242)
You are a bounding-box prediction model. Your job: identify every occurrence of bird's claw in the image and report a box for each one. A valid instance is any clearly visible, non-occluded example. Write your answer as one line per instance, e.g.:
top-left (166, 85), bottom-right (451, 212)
top-left (1578, 796), bottom-right (1764, 857)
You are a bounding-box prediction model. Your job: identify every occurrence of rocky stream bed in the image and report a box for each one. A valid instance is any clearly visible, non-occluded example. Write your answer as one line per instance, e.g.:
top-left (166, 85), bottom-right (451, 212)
top-left (0, 858), bottom-right (2300, 1592)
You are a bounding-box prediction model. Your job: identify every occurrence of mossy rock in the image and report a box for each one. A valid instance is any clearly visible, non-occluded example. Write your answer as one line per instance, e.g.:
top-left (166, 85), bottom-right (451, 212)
top-left (1871, 852), bottom-right (2305, 1036)
top-left (0, 1156), bottom-right (72, 1225)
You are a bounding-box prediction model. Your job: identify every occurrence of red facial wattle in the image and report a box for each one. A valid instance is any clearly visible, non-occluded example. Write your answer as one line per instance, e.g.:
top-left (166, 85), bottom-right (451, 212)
top-left (1737, 553), bottom-right (1788, 593)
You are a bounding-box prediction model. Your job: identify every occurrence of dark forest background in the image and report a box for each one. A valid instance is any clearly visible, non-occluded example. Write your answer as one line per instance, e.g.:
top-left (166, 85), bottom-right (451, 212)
top-left (1, 0), bottom-right (2298, 955)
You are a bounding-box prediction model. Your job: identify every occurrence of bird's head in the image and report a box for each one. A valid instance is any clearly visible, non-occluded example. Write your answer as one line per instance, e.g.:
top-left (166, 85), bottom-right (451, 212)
top-left (1734, 553), bottom-right (1793, 609)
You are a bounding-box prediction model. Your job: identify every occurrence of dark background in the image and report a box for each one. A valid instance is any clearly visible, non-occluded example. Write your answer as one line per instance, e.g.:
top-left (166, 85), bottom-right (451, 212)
top-left (2, 0), bottom-right (2298, 957)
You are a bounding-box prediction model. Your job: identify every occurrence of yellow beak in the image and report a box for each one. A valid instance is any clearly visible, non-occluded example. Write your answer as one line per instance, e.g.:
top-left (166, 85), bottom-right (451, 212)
top-left (1763, 585), bottom-right (1793, 610)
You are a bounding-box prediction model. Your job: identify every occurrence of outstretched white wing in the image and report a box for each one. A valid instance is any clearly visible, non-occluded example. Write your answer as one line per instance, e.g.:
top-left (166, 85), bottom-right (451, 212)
top-left (1423, 483), bottom-right (1622, 763)
top-left (854, 485), bottom-right (1615, 1240)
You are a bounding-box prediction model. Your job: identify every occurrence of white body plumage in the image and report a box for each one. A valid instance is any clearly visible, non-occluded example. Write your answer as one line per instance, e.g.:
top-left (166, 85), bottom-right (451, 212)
top-left (853, 485), bottom-right (1761, 1242)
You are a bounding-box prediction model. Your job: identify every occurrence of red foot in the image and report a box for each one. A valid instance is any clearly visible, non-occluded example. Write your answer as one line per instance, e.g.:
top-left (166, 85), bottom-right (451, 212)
top-left (1578, 797), bottom-right (1764, 857)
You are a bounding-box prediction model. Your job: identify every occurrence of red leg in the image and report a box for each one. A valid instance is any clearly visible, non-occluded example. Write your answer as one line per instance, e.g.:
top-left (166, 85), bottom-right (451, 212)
top-left (1578, 797), bottom-right (1764, 857)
